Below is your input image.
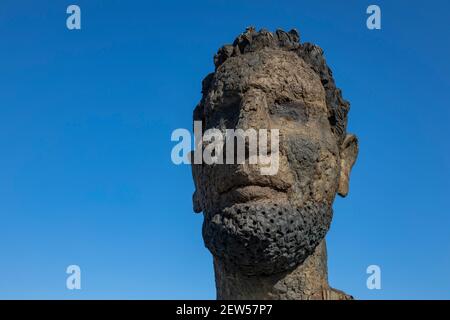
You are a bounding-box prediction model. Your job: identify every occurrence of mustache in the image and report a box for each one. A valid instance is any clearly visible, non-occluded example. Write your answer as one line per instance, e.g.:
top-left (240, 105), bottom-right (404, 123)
top-left (202, 201), bottom-right (332, 276)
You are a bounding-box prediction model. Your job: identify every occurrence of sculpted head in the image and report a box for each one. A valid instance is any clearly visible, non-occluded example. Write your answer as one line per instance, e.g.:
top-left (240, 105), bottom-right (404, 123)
top-left (191, 28), bottom-right (358, 276)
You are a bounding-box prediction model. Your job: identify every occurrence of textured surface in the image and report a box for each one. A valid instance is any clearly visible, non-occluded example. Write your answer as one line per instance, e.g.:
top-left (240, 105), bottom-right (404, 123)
top-left (191, 27), bottom-right (358, 300)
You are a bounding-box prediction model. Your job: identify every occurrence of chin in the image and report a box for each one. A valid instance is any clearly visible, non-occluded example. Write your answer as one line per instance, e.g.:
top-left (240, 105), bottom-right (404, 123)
top-left (202, 200), bottom-right (333, 276)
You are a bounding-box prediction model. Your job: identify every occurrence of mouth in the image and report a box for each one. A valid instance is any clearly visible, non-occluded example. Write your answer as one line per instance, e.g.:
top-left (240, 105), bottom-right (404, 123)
top-left (218, 184), bottom-right (288, 204)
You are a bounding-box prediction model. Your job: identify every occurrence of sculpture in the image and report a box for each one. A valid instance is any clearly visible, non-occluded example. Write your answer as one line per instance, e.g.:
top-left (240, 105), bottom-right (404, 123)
top-left (191, 27), bottom-right (358, 300)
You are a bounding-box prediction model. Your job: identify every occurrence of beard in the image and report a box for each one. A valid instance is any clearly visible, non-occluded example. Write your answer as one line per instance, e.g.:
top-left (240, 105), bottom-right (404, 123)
top-left (202, 200), bottom-right (332, 276)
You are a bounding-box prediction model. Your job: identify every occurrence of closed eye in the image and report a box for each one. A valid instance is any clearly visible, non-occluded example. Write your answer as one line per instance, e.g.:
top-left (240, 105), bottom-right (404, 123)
top-left (206, 93), bottom-right (241, 129)
top-left (269, 99), bottom-right (309, 122)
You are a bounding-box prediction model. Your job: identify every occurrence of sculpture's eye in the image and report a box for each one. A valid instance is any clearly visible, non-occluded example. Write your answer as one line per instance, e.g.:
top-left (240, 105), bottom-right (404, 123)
top-left (206, 93), bottom-right (241, 129)
top-left (269, 99), bottom-right (309, 123)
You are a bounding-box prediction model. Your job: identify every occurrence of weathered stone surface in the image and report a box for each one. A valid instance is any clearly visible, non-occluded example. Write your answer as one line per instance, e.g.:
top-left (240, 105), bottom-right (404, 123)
top-left (191, 27), bottom-right (358, 300)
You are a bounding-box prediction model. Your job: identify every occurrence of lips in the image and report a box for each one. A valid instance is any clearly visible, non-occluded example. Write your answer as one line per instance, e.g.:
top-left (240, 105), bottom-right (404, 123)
top-left (209, 165), bottom-right (293, 207)
top-left (218, 184), bottom-right (288, 205)
top-left (216, 171), bottom-right (291, 194)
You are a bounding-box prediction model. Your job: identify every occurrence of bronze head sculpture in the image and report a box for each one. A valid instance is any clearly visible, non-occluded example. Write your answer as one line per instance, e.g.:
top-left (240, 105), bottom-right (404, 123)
top-left (191, 28), bottom-right (358, 299)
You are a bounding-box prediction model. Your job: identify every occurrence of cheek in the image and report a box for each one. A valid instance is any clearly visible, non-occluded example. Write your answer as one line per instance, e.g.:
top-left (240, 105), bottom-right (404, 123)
top-left (311, 150), bottom-right (340, 203)
top-left (284, 136), bottom-right (340, 204)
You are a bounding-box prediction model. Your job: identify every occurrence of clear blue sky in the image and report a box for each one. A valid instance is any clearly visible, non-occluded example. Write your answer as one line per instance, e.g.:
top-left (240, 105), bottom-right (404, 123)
top-left (0, 0), bottom-right (449, 299)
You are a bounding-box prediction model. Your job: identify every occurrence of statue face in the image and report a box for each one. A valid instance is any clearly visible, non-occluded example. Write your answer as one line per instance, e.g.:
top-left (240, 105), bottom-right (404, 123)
top-left (192, 48), bottom-right (357, 276)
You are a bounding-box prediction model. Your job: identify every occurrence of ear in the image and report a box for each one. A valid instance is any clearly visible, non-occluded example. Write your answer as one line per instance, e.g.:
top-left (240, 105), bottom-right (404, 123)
top-left (338, 134), bottom-right (359, 197)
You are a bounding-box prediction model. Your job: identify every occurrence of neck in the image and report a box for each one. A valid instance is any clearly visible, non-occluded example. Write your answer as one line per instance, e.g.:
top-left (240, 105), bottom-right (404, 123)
top-left (213, 240), bottom-right (352, 300)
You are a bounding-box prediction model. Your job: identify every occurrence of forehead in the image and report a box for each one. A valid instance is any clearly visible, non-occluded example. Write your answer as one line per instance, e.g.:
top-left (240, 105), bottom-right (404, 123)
top-left (212, 49), bottom-right (326, 104)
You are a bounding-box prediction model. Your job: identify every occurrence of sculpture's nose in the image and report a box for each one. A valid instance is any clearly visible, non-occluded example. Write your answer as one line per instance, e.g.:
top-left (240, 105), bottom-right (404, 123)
top-left (237, 88), bottom-right (270, 130)
top-left (223, 88), bottom-right (277, 172)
